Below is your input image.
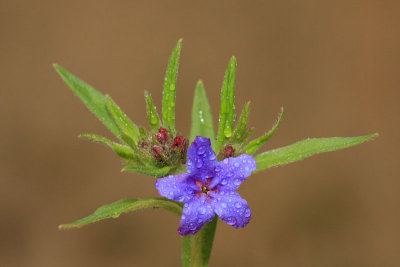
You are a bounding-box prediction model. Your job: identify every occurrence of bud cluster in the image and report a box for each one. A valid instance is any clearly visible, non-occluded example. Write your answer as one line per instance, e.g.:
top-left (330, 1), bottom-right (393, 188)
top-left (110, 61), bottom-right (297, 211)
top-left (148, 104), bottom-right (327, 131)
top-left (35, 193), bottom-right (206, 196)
top-left (140, 127), bottom-right (188, 166)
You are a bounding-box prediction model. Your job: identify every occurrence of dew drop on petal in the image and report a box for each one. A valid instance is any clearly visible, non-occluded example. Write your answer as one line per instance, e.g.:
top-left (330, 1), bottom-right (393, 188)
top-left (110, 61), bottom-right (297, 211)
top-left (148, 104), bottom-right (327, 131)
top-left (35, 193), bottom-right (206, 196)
top-left (244, 208), bottom-right (251, 217)
top-left (233, 178), bottom-right (241, 185)
top-left (189, 223), bottom-right (196, 230)
top-left (223, 158), bottom-right (229, 165)
top-left (221, 202), bottom-right (227, 208)
top-left (187, 160), bottom-right (192, 166)
top-left (181, 215), bottom-right (186, 220)
top-left (221, 179), bottom-right (227, 185)
top-left (196, 159), bottom-right (203, 168)
top-left (198, 206), bottom-right (206, 215)
top-left (197, 219), bottom-right (203, 224)
top-left (226, 216), bottom-right (237, 226)
top-left (214, 165), bottom-right (221, 172)
top-left (197, 146), bottom-right (206, 155)
top-left (234, 162), bottom-right (239, 167)
top-left (227, 172), bottom-right (233, 177)
top-left (209, 153), bottom-right (216, 161)
top-left (235, 202), bottom-right (242, 208)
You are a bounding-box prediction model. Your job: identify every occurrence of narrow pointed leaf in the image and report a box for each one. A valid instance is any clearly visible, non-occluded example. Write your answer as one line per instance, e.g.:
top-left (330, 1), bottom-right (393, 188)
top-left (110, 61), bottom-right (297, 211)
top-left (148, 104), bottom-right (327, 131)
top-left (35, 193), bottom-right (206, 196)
top-left (216, 56), bottom-right (237, 152)
top-left (162, 39), bottom-right (182, 133)
top-left (245, 107), bottom-right (285, 154)
top-left (254, 133), bottom-right (378, 172)
top-left (122, 164), bottom-right (173, 178)
top-left (53, 64), bottom-right (121, 137)
top-left (105, 95), bottom-right (140, 143)
top-left (231, 101), bottom-right (250, 143)
top-left (59, 198), bottom-right (183, 229)
top-left (190, 81), bottom-right (216, 148)
top-left (145, 91), bottom-right (161, 132)
top-left (79, 134), bottom-right (135, 160)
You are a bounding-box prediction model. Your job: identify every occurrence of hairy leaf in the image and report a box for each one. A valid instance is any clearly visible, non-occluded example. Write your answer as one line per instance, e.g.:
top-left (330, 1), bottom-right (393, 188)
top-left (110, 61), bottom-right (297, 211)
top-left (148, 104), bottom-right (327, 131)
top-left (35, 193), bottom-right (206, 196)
top-left (254, 133), bottom-right (378, 172)
top-left (145, 91), bottom-right (161, 132)
top-left (59, 198), bottom-right (182, 229)
top-left (79, 134), bottom-right (135, 160)
top-left (190, 81), bottom-right (216, 148)
top-left (245, 107), bottom-right (284, 154)
top-left (162, 39), bottom-right (182, 133)
top-left (231, 101), bottom-right (250, 143)
top-left (105, 95), bottom-right (140, 144)
top-left (216, 56), bottom-right (237, 152)
top-left (54, 64), bottom-right (121, 137)
top-left (122, 164), bottom-right (173, 178)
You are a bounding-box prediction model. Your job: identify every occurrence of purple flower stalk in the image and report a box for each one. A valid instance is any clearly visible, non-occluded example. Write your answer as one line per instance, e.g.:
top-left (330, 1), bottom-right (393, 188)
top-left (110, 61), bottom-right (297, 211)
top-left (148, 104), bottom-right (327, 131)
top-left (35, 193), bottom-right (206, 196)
top-left (156, 136), bottom-right (257, 235)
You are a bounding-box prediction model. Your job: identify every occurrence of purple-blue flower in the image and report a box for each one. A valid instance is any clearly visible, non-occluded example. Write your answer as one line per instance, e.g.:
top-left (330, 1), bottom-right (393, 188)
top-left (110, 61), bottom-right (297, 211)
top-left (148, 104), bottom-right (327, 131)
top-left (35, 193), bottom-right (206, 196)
top-left (155, 136), bottom-right (257, 235)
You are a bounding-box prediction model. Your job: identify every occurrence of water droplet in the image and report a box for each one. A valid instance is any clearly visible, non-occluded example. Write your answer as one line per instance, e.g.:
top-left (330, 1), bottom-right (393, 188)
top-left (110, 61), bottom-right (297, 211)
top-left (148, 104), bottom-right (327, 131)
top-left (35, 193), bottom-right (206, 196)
top-left (226, 216), bottom-right (237, 226)
top-left (221, 179), bottom-right (227, 185)
top-left (209, 154), bottom-right (216, 161)
top-left (198, 207), bottom-right (206, 215)
top-left (245, 166), bottom-right (249, 171)
top-left (187, 160), bottom-right (192, 166)
top-left (181, 215), bottom-right (186, 220)
top-left (223, 158), bottom-right (229, 165)
top-left (233, 178), bottom-right (241, 185)
top-left (244, 208), bottom-right (251, 217)
top-left (150, 116), bottom-right (158, 125)
top-left (189, 223), bottom-right (196, 230)
top-left (221, 202), bottom-right (227, 208)
top-left (214, 166), bottom-right (221, 172)
top-left (196, 159), bottom-right (203, 168)
top-left (169, 84), bottom-right (175, 91)
top-left (235, 202), bottom-right (242, 208)
top-left (227, 172), bottom-right (233, 177)
top-left (224, 125), bottom-right (232, 138)
top-left (234, 162), bottom-right (239, 167)
top-left (197, 219), bottom-right (203, 224)
top-left (197, 146), bottom-right (206, 155)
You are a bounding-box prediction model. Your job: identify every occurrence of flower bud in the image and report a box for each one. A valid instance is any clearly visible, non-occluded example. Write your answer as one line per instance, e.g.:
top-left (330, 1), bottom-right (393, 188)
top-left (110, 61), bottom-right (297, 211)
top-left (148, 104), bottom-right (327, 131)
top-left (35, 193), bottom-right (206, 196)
top-left (156, 127), bottom-right (169, 144)
top-left (172, 136), bottom-right (187, 151)
top-left (152, 145), bottom-right (164, 160)
top-left (223, 145), bottom-right (235, 158)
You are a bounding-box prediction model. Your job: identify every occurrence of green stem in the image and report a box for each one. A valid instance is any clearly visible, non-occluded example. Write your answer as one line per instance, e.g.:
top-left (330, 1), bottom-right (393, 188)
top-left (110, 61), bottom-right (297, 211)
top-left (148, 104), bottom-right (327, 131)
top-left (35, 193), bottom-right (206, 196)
top-left (186, 217), bottom-right (218, 267)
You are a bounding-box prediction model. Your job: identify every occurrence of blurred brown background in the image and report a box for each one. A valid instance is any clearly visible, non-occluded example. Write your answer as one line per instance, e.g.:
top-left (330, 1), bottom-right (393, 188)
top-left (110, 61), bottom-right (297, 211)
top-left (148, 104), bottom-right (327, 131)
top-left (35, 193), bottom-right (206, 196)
top-left (1, 0), bottom-right (399, 266)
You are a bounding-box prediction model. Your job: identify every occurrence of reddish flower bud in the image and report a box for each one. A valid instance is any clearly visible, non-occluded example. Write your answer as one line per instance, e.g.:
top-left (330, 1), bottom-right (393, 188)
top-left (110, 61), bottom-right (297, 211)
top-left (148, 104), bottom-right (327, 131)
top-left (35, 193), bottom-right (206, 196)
top-left (172, 136), bottom-right (187, 151)
top-left (223, 145), bottom-right (235, 158)
top-left (157, 127), bottom-right (169, 144)
top-left (141, 141), bottom-right (148, 149)
top-left (152, 145), bottom-right (164, 159)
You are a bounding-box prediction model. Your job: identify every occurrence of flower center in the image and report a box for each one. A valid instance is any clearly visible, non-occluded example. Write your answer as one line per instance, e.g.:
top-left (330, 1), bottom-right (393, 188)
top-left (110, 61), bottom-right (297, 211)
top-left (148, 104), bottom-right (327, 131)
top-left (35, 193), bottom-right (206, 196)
top-left (195, 178), bottom-right (217, 199)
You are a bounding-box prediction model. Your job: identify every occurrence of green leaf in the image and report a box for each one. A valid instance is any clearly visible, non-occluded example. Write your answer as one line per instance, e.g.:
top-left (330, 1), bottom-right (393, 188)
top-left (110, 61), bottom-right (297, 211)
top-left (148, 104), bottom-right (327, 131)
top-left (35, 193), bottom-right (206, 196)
top-left (182, 236), bottom-right (191, 267)
top-left (254, 133), bottom-right (378, 172)
top-left (59, 198), bottom-right (183, 229)
top-left (79, 134), bottom-right (135, 160)
top-left (122, 164), bottom-right (173, 178)
top-left (53, 64), bottom-right (121, 137)
top-left (190, 81), bottom-right (216, 148)
top-left (162, 39), bottom-right (182, 133)
top-left (145, 91), bottom-right (161, 132)
top-left (231, 101), bottom-right (250, 143)
top-left (245, 107), bottom-right (285, 155)
top-left (105, 95), bottom-right (140, 144)
top-left (216, 56), bottom-right (237, 152)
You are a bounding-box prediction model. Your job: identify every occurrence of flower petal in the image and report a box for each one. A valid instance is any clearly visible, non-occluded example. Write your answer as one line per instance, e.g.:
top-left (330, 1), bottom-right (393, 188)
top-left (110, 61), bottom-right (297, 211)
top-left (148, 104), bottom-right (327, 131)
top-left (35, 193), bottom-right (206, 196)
top-left (155, 174), bottom-right (199, 203)
top-left (186, 136), bottom-right (217, 183)
top-left (178, 195), bottom-right (216, 235)
top-left (210, 154), bottom-right (257, 191)
top-left (213, 191), bottom-right (251, 228)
